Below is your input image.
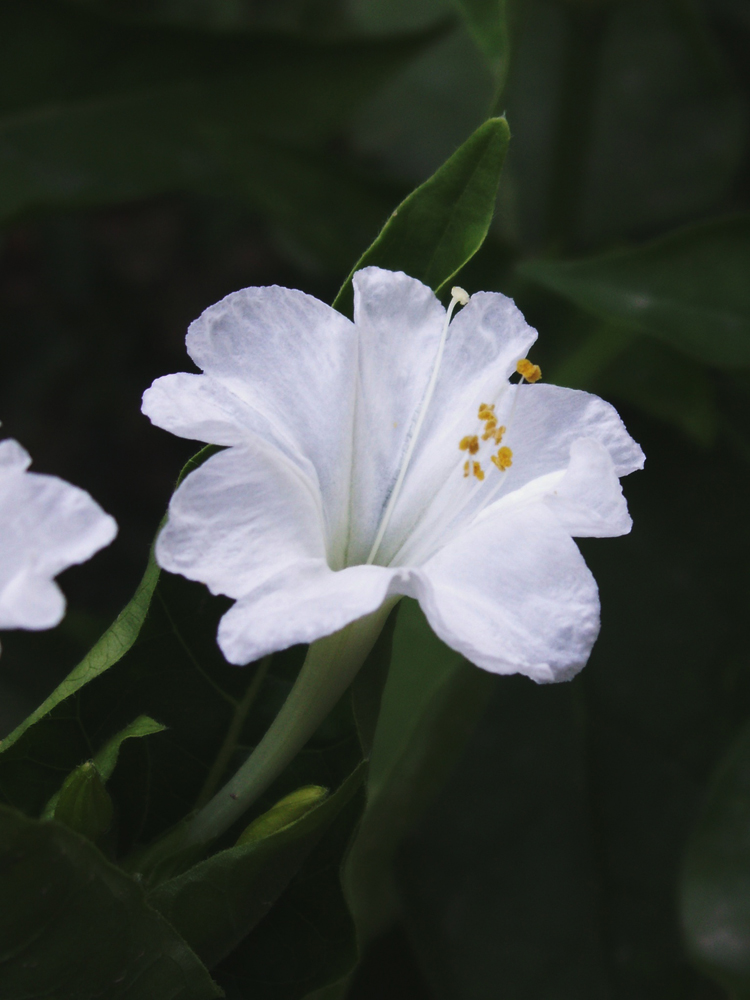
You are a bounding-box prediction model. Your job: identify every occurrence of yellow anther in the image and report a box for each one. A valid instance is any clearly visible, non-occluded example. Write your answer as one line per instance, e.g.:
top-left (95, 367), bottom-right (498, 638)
top-left (516, 359), bottom-right (542, 383)
top-left (491, 447), bottom-right (513, 471)
top-left (478, 403), bottom-right (495, 421)
top-left (463, 460), bottom-right (470, 478)
top-left (459, 435), bottom-right (480, 455)
top-left (472, 461), bottom-right (485, 482)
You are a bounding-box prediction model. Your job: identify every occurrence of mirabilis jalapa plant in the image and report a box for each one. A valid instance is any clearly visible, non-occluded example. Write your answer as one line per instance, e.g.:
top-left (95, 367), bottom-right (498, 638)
top-left (143, 265), bottom-right (644, 846)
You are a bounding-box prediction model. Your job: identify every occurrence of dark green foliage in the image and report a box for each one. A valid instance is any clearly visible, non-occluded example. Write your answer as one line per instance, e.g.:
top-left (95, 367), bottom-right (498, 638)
top-left (0, 0), bottom-right (749, 996)
top-left (0, 805), bottom-right (222, 999)
top-left (682, 721), bottom-right (750, 997)
top-left (519, 216), bottom-right (750, 367)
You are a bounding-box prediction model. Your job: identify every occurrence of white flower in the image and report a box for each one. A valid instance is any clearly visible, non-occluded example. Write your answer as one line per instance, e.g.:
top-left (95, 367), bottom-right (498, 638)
top-left (0, 438), bottom-right (117, 644)
top-left (143, 268), bottom-right (643, 683)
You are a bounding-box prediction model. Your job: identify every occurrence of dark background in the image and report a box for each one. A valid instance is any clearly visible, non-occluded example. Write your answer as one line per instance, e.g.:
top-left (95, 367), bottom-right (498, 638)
top-left (1, 1), bottom-right (749, 997)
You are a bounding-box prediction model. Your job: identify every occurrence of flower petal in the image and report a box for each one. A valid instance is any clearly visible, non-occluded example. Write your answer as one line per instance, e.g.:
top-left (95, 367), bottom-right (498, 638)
top-left (157, 285), bottom-right (357, 562)
top-left (544, 437), bottom-right (632, 537)
top-left (413, 503), bottom-right (600, 683)
top-left (347, 267), bottom-right (447, 564)
top-left (392, 382), bottom-right (643, 566)
top-left (217, 562), bottom-right (403, 665)
top-left (0, 440), bottom-right (117, 632)
top-left (156, 442), bottom-right (330, 600)
top-left (142, 373), bottom-right (264, 448)
top-left (0, 574), bottom-right (65, 631)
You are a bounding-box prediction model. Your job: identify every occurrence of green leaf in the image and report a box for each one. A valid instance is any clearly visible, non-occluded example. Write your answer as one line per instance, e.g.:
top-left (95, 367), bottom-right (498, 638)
top-left (518, 215), bottom-right (750, 368)
top-left (333, 116), bottom-right (510, 316)
top-left (346, 599), bottom-right (494, 941)
top-left (0, 804), bottom-right (221, 999)
top-left (95, 714), bottom-right (169, 780)
top-left (52, 760), bottom-right (114, 840)
top-left (0, 554), bottom-right (161, 753)
top-left (681, 718), bottom-right (750, 996)
top-left (149, 766), bottom-right (364, 969)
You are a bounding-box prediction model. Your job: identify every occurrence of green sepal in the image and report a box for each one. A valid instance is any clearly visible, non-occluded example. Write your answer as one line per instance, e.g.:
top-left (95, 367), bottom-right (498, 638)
top-left (50, 760), bottom-right (113, 841)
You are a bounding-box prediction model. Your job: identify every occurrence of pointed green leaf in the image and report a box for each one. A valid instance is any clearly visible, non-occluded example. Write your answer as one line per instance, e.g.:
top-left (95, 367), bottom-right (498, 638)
top-left (95, 714), bottom-right (168, 780)
top-left (518, 215), bottom-right (750, 367)
top-left (0, 555), bottom-right (161, 753)
top-left (149, 765), bottom-right (365, 969)
top-left (333, 116), bottom-right (510, 316)
top-left (0, 804), bottom-right (221, 999)
top-left (681, 719), bottom-right (750, 996)
top-left (52, 760), bottom-right (114, 840)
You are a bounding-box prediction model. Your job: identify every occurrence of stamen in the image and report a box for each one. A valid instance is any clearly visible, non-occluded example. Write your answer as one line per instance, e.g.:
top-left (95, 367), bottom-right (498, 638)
top-left (491, 446), bottom-right (513, 471)
top-left (472, 461), bottom-right (485, 481)
top-left (516, 358), bottom-right (542, 383)
top-left (366, 286), bottom-right (470, 565)
top-left (459, 435), bottom-right (479, 455)
top-left (463, 460), bottom-right (470, 477)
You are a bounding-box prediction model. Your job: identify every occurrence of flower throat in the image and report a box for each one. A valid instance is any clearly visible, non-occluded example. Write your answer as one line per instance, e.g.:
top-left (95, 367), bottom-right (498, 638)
top-left (365, 286), bottom-right (470, 566)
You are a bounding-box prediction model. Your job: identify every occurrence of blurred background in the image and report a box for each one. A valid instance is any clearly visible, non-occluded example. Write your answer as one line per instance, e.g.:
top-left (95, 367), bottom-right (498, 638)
top-left (0, 0), bottom-right (749, 997)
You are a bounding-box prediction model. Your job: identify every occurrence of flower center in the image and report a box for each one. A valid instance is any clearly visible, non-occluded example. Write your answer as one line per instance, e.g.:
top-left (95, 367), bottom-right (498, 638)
top-left (365, 285), bottom-right (470, 566)
top-left (457, 358), bottom-right (541, 483)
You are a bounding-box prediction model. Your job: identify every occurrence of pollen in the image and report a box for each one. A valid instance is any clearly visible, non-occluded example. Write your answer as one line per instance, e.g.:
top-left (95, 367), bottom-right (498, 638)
top-left (459, 435), bottom-right (480, 455)
top-left (478, 403), bottom-right (495, 421)
top-left (491, 446), bottom-right (513, 471)
top-left (482, 422), bottom-right (506, 444)
top-left (463, 460), bottom-right (470, 477)
top-left (472, 461), bottom-right (485, 481)
top-left (516, 359), bottom-right (542, 383)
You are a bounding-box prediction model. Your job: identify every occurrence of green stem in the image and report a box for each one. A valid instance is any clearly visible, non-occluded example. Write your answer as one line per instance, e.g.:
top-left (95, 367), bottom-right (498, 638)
top-left (182, 601), bottom-right (397, 847)
top-left (193, 654), bottom-right (272, 810)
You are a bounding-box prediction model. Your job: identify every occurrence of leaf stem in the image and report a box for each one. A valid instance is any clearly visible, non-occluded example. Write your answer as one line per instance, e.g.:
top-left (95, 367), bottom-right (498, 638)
top-left (193, 654), bottom-right (272, 810)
